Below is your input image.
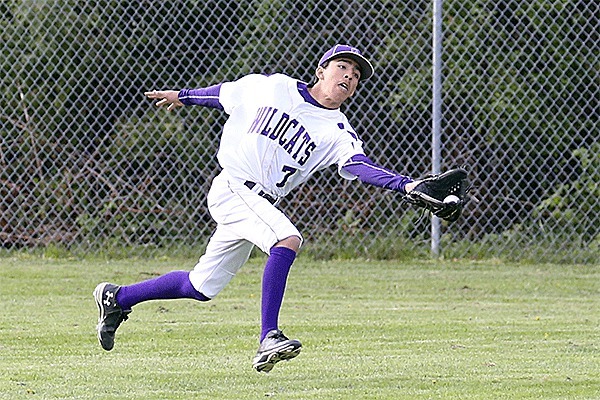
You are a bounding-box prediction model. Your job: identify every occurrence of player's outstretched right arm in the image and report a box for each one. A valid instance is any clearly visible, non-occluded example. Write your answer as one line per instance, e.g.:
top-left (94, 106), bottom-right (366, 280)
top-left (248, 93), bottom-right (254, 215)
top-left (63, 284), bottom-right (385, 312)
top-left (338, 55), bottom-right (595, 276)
top-left (144, 90), bottom-right (184, 111)
top-left (145, 84), bottom-right (224, 112)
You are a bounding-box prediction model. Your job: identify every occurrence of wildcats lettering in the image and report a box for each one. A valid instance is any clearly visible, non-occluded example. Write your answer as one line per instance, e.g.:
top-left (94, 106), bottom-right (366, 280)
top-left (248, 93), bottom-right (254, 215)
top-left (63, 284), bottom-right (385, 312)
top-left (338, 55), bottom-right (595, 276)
top-left (248, 107), bottom-right (315, 166)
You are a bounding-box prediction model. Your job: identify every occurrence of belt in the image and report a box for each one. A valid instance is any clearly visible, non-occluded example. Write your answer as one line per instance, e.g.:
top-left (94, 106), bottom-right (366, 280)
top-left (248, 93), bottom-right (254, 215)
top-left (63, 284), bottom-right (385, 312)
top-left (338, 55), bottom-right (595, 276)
top-left (244, 181), bottom-right (278, 204)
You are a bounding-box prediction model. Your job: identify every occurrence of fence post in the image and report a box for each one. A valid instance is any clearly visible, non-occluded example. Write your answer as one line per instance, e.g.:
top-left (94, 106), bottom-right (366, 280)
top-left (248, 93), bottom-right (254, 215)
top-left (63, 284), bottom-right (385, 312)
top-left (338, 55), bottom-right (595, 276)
top-left (431, 0), bottom-right (443, 257)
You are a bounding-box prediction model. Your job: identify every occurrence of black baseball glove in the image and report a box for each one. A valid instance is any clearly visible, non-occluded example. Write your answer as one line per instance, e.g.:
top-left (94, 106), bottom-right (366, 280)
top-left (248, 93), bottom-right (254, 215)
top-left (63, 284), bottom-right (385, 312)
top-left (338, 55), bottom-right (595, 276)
top-left (404, 168), bottom-right (471, 222)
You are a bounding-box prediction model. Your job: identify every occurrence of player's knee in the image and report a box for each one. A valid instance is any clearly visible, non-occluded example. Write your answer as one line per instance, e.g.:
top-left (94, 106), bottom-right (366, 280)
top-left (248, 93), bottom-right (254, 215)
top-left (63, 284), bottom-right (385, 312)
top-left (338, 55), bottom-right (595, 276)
top-left (274, 235), bottom-right (302, 252)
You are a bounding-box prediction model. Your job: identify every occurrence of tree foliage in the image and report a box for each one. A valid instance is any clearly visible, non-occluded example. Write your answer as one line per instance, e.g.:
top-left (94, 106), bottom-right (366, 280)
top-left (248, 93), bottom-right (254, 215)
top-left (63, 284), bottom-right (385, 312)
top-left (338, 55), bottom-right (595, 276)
top-left (0, 0), bottom-right (597, 256)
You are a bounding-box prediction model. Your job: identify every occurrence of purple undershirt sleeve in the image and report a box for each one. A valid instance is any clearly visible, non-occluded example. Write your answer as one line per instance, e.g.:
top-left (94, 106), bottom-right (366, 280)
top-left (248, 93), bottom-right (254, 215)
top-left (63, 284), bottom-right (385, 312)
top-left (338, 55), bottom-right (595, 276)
top-left (342, 154), bottom-right (414, 194)
top-left (178, 83), bottom-right (224, 110)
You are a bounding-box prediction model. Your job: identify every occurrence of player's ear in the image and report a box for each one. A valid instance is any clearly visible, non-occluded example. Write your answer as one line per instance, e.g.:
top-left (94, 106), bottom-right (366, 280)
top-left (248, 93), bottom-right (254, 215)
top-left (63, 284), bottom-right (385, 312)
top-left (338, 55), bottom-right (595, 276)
top-left (316, 66), bottom-right (325, 81)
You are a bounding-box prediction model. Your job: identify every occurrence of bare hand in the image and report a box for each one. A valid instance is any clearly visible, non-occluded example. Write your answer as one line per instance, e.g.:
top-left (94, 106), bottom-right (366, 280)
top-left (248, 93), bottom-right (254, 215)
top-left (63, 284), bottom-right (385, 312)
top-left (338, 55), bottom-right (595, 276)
top-left (144, 90), bottom-right (184, 111)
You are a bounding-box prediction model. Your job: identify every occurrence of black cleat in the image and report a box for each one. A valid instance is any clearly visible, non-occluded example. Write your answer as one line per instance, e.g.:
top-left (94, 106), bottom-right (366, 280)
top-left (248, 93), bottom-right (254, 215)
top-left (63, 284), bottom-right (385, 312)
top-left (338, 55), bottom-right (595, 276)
top-left (252, 329), bottom-right (302, 373)
top-left (93, 282), bottom-right (130, 351)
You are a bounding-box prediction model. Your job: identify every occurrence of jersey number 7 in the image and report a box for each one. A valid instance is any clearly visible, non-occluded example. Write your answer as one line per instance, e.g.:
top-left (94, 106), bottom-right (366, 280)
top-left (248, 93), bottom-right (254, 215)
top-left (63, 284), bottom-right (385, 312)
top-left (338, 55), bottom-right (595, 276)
top-left (276, 166), bottom-right (297, 188)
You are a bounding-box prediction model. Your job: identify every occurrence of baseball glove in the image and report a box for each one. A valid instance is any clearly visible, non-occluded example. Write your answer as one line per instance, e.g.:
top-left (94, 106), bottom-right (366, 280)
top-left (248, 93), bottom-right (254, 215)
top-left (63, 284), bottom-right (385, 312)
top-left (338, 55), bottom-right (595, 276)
top-left (404, 168), bottom-right (470, 222)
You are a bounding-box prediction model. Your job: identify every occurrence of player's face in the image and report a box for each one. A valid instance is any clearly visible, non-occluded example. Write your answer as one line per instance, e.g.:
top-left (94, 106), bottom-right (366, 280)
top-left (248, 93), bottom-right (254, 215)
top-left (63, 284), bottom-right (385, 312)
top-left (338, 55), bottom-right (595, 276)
top-left (320, 58), bottom-right (361, 103)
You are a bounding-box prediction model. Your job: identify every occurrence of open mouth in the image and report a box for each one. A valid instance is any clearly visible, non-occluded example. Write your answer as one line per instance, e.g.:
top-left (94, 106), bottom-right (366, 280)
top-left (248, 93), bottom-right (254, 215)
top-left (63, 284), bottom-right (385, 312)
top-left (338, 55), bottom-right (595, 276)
top-left (339, 82), bottom-right (349, 91)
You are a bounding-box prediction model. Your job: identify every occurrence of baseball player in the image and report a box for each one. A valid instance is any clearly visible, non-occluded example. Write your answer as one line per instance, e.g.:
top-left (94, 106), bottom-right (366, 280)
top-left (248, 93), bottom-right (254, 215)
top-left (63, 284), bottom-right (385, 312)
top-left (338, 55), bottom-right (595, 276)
top-left (94, 44), bottom-right (423, 373)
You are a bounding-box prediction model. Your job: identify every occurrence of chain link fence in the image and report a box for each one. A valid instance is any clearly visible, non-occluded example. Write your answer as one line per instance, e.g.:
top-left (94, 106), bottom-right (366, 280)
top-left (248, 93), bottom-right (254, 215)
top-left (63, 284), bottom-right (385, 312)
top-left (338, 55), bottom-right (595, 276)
top-left (1, 1), bottom-right (598, 262)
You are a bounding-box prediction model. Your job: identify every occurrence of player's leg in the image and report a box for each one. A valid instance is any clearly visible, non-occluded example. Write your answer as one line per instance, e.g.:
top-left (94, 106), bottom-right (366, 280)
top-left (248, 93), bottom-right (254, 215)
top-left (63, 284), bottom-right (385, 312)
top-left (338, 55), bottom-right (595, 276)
top-left (116, 270), bottom-right (210, 311)
top-left (253, 236), bottom-right (302, 373)
top-left (94, 228), bottom-right (253, 352)
top-left (260, 236), bottom-right (301, 341)
top-left (94, 271), bottom-right (211, 352)
top-left (188, 226), bottom-right (255, 299)
top-left (208, 174), bottom-right (304, 372)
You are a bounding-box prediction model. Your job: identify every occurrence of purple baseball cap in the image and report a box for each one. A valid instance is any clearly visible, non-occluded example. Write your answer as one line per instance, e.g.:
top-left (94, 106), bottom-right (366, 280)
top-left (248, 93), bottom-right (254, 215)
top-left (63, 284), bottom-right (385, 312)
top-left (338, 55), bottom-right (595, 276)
top-left (318, 44), bottom-right (374, 80)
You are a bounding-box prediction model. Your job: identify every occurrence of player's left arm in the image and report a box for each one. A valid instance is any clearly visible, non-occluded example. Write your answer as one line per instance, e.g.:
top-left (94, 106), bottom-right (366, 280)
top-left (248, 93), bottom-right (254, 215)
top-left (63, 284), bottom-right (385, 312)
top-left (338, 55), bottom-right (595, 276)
top-left (342, 154), bottom-right (418, 194)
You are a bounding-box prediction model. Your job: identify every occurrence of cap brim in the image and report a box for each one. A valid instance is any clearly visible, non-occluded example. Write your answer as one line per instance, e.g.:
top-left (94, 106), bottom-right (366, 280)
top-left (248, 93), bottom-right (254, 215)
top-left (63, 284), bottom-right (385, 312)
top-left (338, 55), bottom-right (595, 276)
top-left (322, 51), bottom-right (374, 80)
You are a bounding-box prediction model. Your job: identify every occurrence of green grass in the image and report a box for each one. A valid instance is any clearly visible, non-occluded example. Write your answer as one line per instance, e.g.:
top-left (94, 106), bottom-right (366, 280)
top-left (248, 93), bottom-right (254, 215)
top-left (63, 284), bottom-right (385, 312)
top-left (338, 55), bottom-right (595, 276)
top-left (0, 256), bottom-right (598, 399)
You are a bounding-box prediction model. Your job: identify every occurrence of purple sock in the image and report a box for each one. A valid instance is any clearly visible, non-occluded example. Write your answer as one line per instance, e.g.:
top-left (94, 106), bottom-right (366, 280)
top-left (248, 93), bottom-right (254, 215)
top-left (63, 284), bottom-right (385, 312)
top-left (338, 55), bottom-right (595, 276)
top-left (260, 246), bottom-right (297, 342)
top-left (116, 270), bottom-right (209, 311)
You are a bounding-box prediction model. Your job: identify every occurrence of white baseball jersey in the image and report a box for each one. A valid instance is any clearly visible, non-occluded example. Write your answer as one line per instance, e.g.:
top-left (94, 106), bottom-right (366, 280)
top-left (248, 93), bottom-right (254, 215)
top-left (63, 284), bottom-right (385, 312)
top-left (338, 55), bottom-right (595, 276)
top-left (217, 73), bottom-right (364, 198)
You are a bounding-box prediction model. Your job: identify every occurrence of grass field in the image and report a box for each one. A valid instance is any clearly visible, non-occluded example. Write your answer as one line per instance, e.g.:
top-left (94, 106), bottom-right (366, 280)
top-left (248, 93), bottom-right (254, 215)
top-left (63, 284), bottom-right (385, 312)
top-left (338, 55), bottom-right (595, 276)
top-left (1, 256), bottom-right (598, 399)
